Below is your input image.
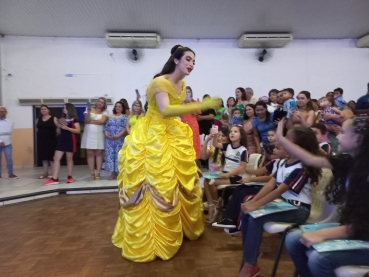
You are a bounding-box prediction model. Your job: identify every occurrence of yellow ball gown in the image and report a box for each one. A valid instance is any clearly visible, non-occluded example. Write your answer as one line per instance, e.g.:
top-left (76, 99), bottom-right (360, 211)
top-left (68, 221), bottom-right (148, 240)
top-left (112, 76), bottom-right (204, 262)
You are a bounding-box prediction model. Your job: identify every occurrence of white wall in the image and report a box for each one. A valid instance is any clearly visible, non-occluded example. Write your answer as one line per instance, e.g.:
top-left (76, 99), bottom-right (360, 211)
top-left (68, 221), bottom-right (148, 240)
top-left (1, 36), bottom-right (369, 128)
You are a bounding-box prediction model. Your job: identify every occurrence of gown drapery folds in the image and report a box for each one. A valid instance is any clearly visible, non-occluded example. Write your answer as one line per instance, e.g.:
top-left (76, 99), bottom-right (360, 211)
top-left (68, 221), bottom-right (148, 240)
top-left (112, 76), bottom-right (204, 262)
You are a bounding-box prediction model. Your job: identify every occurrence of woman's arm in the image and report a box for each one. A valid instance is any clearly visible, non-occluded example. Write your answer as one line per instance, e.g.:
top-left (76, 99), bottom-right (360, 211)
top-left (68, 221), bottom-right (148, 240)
top-left (84, 110), bottom-right (91, 123)
top-left (62, 122), bottom-right (81, 134)
top-left (126, 116), bottom-right (131, 134)
top-left (253, 127), bottom-right (262, 153)
top-left (198, 114), bottom-right (214, 120)
top-left (156, 92), bottom-right (220, 117)
top-left (114, 128), bottom-right (127, 138)
top-left (90, 115), bottom-right (108, 125)
top-left (298, 110), bottom-right (315, 127)
top-left (300, 226), bottom-right (350, 248)
top-left (200, 136), bottom-right (213, 160)
top-left (276, 118), bottom-right (332, 169)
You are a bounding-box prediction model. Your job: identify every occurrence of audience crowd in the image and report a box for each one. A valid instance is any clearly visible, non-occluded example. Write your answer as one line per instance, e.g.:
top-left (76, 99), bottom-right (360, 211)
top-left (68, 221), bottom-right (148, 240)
top-left (1, 82), bottom-right (369, 277)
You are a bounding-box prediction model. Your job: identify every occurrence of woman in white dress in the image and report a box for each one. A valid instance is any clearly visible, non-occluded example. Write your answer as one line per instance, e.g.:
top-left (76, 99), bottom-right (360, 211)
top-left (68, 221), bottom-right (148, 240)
top-left (81, 97), bottom-right (108, 180)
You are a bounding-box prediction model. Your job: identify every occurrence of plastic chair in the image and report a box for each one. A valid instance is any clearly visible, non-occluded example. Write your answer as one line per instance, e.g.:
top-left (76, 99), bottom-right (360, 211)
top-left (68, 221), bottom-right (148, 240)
top-left (335, 266), bottom-right (369, 277)
top-left (217, 154), bottom-right (262, 207)
top-left (263, 168), bottom-right (337, 277)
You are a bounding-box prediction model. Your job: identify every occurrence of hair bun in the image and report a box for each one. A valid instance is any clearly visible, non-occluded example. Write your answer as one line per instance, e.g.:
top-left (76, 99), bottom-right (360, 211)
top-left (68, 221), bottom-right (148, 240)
top-left (170, 45), bottom-right (183, 55)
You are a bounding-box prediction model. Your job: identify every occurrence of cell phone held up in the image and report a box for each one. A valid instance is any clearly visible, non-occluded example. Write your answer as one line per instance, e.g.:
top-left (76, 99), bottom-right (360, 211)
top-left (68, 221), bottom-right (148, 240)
top-left (210, 125), bottom-right (218, 135)
top-left (87, 101), bottom-right (92, 111)
top-left (289, 100), bottom-right (297, 111)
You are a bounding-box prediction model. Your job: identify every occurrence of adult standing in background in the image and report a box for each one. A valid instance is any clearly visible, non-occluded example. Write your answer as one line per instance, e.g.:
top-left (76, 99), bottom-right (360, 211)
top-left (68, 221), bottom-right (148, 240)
top-left (81, 97), bottom-right (108, 181)
top-left (225, 97), bottom-right (236, 116)
top-left (180, 86), bottom-right (201, 160)
top-left (126, 100), bottom-right (144, 134)
top-left (120, 98), bottom-right (130, 115)
top-left (197, 94), bottom-right (216, 136)
top-left (234, 87), bottom-right (248, 120)
top-left (36, 104), bottom-right (57, 179)
top-left (246, 87), bottom-right (259, 105)
top-left (354, 82), bottom-right (369, 115)
top-left (104, 101), bottom-right (128, 180)
top-left (0, 107), bottom-right (18, 179)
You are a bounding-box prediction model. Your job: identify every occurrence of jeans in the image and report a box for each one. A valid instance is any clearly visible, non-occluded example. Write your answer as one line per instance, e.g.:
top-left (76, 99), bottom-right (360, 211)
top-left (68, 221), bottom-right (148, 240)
top-left (242, 204), bottom-right (310, 265)
top-left (0, 144), bottom-right (14, 176)
top-left (223, 185), bottom-right (262, 226)
top-left (286, 230), bottom-right (369, 277)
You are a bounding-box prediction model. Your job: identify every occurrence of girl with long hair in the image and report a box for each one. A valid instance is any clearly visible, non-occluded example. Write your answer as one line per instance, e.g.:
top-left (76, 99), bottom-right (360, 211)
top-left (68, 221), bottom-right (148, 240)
top-left (43, 103), bottom-right (80, 185)
top-left (203, 125), bottom-right (248, 223)
top-left (126, 100), bottom-right (143, 134)
top-left (112, 45), bottom-right (220, 262)
top-left (280, 116), bottom-right (369, 277)
top-left (238, 125), bottom-right (323, 277)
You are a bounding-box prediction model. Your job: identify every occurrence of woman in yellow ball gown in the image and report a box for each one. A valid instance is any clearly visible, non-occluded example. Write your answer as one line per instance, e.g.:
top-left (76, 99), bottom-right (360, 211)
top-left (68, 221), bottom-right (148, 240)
top-left (112, 45), bottom-right (220, 262)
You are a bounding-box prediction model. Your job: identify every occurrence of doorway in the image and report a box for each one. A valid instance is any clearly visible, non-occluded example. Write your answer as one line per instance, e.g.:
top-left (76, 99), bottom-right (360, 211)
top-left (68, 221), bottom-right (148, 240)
top-left (33, 105), bottom-right (88, 166)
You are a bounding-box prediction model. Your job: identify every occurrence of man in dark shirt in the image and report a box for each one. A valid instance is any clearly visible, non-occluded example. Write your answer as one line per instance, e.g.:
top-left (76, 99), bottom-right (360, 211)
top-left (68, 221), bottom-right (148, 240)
top-left (354, 82), bottom-right (369, 115)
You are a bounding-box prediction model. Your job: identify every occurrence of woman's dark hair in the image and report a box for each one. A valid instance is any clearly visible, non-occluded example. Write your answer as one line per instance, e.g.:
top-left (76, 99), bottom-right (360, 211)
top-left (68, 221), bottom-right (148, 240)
top-left (325, 116), bottom-right (369, 240)
top-left (255, 101), bottom-right (272, 122)
top-left (236, 87), bottom-right (247, 101)
top-left (212, 127), bottom-right (230, 165)
top-left (326, 91), bottom-right (334, 98)
top-left (39, 104), bottom-right (50, 117)
top-left (227, 97), bottom-right (236, 108)
top-left (154, 45), bottom-right (195, 79)
top-left (203, 94), bottom-right (210, 99)
top-left (298, 91), bottom-right (315, 112)
top-left (219, 99), bottom-right (224, 108)
top-left (324, 96), bottom-right (336, 107)
top-left (112, 101), bottom-right (126, 115)
top-left (290, 127), bottom-right (323, 184)
top-left (244, 104), bottom-right (255, 121)
top-left (64, 103), bottom-right (77, 119)
top-left (120, 98), bottom-right (130, 112)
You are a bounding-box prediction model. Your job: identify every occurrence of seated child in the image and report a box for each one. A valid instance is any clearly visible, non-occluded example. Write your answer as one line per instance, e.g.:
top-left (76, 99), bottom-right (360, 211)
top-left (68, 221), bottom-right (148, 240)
top-left (260, 129), bottom-right (276, 166)
top-left (212, 142), bottom-right (288, 234)
top-left (310, 123), bottom-right (331, 155)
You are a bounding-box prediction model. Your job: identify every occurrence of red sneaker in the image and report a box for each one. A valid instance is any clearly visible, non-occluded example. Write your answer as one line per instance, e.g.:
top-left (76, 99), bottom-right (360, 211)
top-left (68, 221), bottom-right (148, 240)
top-left (238, 264), bottom-right (260, 277)
top-left (66, 177), bottom-right (73, 183)
top-left (43, 178), bottom-right (59, 185)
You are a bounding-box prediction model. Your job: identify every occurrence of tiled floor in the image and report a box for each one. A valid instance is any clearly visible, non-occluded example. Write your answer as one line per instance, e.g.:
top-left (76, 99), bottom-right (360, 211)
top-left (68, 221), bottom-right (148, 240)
top-left (0, 166), bottom-right (118, 200)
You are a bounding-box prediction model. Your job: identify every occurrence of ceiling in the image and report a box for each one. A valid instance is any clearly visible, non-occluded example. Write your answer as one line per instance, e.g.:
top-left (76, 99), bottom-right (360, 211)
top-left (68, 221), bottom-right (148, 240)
top-left (0, 0), bottom-right (368, 39)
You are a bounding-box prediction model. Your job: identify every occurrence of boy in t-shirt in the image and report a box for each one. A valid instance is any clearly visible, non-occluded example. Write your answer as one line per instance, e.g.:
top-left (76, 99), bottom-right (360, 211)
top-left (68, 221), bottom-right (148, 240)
top-left (282, 88), bottom-right (296, 119)
top-left (333, 87), bottom-right (346, 109)
top-left (310, 123), bottom-right (331, 155)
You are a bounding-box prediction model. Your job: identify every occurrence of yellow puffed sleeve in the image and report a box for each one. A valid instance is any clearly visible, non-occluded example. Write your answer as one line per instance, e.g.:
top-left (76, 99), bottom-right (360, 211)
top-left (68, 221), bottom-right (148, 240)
top-left (146, 76), bottom-right (182, 102)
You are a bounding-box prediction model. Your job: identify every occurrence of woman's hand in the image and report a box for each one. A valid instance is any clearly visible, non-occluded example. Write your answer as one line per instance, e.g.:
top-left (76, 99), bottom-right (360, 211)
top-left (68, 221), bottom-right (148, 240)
top-left (60, 124), bottom-right (69, 131)
top-left (299, 232), bottom-right (325, 248)
top-left (322, 113), bottom-right (333, 120)
top-left (241, 202), bottom-right (259, 214)
top-left (197, 114), bottom-right (203, 121)
top-left (291, 109), bottom-right (301, 119)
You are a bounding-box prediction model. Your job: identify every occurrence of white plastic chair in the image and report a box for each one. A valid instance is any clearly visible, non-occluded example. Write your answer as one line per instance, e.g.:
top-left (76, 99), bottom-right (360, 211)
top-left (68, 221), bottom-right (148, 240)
top-left (335, 266), bottom-right (369, 277)
top-left (263, 168), bottom-right (338, 277)
top-left (216, 154), bottom-right (262, 208)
